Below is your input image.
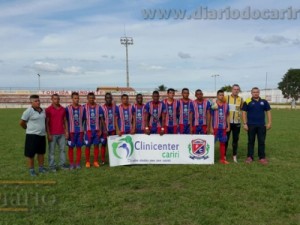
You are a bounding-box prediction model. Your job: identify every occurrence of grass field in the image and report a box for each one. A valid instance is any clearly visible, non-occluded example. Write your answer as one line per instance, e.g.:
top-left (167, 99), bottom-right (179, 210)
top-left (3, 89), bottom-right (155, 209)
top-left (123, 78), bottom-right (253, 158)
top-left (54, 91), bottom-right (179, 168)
top-left (0, 109), bottom-right (299, 225)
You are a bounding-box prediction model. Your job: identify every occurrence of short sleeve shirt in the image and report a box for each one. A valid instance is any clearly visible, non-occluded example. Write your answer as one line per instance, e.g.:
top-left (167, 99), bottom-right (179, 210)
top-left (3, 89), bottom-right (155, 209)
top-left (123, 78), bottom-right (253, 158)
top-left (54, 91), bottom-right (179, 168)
top-left (21, 107), bottom-right (46, 136)
top-left (242, 98), bottom-right (271, 125)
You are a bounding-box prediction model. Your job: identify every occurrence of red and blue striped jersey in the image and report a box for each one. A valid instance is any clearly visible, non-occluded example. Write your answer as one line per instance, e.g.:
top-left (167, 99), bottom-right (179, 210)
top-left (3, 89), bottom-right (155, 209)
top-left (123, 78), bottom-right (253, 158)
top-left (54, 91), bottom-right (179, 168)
top-left (211, 103), bottom-right (229, 129)
top-left (144, 101), bottom-right (166, 128)
top-left (65, 105), bottom-right (84, 133)
top-left (83, 104), bottom-right (100, 131)
top-left (132, 104), bottom-right (145, 131)
top-left (163, 99), bottom-right (179, 127)
top-left (191, 99), bottom-right (211, 126)
top-left (100, 104), bottom-right (116, 132)
top-left (116, 104), bottom-right (133, 133)
top-left (178, 99), bottom-right (192, 125)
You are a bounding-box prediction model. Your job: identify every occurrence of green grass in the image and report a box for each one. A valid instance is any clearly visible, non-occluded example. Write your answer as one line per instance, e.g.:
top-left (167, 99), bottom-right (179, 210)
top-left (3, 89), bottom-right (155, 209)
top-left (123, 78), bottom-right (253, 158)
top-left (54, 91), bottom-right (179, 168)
top-left (0, 109), bottom-right (299, 225)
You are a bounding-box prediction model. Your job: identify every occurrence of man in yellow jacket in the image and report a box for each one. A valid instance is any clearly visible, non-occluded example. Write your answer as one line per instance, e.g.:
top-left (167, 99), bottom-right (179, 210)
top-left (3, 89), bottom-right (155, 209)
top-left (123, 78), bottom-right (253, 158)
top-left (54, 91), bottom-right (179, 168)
top-left (225, 84), bottom-right (243, 163)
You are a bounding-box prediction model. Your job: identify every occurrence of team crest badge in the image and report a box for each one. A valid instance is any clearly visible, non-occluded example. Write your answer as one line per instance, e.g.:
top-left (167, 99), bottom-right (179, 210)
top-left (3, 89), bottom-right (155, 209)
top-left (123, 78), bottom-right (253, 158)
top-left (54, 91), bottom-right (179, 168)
top-left (188, 139), bottom-right (210, 160)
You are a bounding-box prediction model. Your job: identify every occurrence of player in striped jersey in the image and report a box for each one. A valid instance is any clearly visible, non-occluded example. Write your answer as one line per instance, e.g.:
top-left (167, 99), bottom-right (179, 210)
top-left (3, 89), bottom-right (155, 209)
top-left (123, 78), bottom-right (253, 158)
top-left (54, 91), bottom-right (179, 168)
top-left (144, 91), bottom-right (166, 135)
top-left (191, 89), bottom-right (211, 134)
top-left (132, 94), bottom-right (145, 134)
top-left (210, 90), bottom-right (230, 164)
top-left (178, 88), bottom-right (193, 134)
top-left (115, 94), bottom-right (134, 136)
top-left (163, 88), bottom-right (179, 134)
top-left (83, 92), bottom-right (101, 168)
top-left (65, 92), bottom-right (84, 169)
top-left (99, 93), bottom-right (117, 164)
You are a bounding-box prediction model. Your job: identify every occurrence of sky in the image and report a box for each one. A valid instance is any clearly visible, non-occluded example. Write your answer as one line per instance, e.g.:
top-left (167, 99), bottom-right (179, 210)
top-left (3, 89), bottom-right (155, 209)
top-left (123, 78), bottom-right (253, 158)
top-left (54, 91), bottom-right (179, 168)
top-left (0, 0), bottom-right (299, 91)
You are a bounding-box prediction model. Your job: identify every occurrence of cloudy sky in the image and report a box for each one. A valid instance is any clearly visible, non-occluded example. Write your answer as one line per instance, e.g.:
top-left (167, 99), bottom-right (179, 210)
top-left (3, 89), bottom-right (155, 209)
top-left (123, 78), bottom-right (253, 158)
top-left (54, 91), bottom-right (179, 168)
top-left (0, 0), bottom-right (299, 91)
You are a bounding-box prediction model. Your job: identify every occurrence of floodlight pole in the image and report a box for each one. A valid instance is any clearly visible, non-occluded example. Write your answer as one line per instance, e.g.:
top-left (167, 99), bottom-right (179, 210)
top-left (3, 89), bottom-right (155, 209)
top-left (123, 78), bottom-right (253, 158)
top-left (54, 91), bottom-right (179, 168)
top-left (211, 74), bottom-right (220, 92)
top-left (37, 73), bottom-right (41, 91)
top-left (120, 36), bottom-right (133, 88)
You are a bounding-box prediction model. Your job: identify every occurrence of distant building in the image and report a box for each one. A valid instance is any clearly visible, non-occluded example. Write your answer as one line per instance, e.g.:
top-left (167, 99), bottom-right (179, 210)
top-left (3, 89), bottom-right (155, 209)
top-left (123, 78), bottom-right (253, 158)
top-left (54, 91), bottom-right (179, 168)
top-left (96, 86), bottom-right (136, 95)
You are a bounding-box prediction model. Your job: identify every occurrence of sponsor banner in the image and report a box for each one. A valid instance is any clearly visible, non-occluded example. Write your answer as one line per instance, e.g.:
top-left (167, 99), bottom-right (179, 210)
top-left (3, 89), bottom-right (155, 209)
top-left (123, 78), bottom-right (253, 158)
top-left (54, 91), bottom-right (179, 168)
top-left (38, 90), bottom-right (136, 96)
top-left (108, 134), bottom-right (214, 167)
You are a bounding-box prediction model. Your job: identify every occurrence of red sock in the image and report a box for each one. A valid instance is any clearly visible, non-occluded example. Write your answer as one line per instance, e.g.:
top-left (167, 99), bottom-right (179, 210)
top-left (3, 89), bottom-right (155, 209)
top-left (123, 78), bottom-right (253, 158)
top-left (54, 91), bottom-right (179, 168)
top-left (76, 147), bottom-right (82, 165)
top-left (101, 146), bottom-right (106, 162)
top-left (85, 147), bottom-right (90, 163)
top-left (94, 146), bottom-right (99, 162)
top-left (220, 143), bottom-right (226, 161)
top-left (68, 147), bottom-right (74, 165)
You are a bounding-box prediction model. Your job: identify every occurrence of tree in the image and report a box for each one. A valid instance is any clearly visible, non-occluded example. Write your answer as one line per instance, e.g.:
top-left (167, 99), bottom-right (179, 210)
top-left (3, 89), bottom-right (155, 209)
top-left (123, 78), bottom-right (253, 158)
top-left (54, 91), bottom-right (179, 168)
top-left (278, 69), bottom-right (300, 100)
top-left (220, 85), bottom-right (232, 92)
top-left (156, 84), bottom-right (167, 92)
top-left (220, 84), bottom-right (242, 92)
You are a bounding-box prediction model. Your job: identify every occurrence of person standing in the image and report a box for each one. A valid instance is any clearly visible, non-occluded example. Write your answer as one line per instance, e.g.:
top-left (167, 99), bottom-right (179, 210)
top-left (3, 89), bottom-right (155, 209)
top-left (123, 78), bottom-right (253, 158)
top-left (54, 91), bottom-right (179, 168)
top-left (210, 90), bottom-right (230, 164)
top-left (144, 91), bottom-right (166, 135)
top-left (83, 92), bottom-right (101, 168)
top-left (163, 88), bottom-right (179, 134)
top-left (65, 92), bottom-right (84, 169)
top-left (99, 93), bottom-right (117, 164)
top-left (191, 89), bottom-right (211, 134)
top-left (132, 94), bottom-right (145, 134)
top-left (242, 87), bottom-right (272, 165)
top-left (20, 95), bottom-right (47, 176)
top-left (178, 88), bottom-right (193, 134)
top-left (46, 94), bottom-right (69, 172)
top-left (115, 94), bottom-right (134, 136)
top-left (225, 84), bottom-right (243, 163)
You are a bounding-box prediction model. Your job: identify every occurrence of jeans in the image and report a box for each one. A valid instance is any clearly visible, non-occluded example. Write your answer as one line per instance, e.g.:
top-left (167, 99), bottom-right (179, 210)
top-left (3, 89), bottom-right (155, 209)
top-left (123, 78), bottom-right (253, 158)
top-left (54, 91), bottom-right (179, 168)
top-left (48, 134), bottom-right (66, 168)
top-left (247, 125), bottom-right (266, 159)
top-left (225, 123), bottom-right (241, 156)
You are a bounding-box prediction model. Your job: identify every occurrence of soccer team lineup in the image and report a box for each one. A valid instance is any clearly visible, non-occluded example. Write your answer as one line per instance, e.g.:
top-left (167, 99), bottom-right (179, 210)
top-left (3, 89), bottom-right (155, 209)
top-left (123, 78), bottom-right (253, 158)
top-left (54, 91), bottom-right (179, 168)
top-left (20, 84), bottom-right (272, 176)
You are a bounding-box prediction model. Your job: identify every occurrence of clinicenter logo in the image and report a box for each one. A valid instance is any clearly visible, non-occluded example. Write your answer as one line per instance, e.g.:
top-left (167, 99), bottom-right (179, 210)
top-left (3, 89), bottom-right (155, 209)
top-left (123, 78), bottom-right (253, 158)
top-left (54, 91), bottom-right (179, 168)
top-left (112, 136), bottom-right (134, 159)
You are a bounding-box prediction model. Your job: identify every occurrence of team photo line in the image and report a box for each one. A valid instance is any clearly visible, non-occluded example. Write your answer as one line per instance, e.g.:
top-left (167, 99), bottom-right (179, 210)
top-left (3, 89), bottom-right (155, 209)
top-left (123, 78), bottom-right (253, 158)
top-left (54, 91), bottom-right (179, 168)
top-left (19, 84), bottom-right (272, 176)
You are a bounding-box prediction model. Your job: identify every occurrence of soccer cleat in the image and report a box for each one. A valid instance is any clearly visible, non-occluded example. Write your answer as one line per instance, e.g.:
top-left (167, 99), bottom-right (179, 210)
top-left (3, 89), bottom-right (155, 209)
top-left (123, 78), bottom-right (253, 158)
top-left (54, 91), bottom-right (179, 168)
top-left (259, 158), bottom-right (268, 165)
top-left (233, 155), bottom-right (238, 163)
top-left (93, 162), bottom-right (100, 168)
top-left (85, 162), bottom-right (91, 168)
top-left (101, 161), bottom-right (106, 165)
top-left (76, 164), bottom-right (81, 169)
top-left (245, 157), bottom-right (253, 163)
top-left (38, 167), bottom-right (47, 174)
top-left (69, 164), bottom-right (75, 170)
top-left (29, 168), bottom-right (37, 177)
top-left (219, 160), bottom-right (230, 164)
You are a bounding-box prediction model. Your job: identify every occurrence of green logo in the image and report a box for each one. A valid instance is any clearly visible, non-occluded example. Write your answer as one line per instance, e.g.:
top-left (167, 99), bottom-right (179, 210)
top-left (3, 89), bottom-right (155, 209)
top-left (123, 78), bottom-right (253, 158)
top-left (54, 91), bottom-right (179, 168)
top-left (112, 136), bottom-right (134, 159)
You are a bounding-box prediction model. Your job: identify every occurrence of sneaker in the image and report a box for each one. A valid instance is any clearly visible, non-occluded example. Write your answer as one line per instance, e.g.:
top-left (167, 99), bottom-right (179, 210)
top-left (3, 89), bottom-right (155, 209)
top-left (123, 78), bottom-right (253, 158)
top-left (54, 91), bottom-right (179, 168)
top-left (76, 164), bottom-right (81, 169)
top-left (219, 160), bottom-right (230, 164)
top-left (101, 161), bottom-right (106, 165)
top-left (29, 168), bottom-right (37, 177)
top-left (85, 162), bottom-right (91, 168)
top-left (233, 155), bottom-right (238, 163)
top-left (38, 167), bottom-right (47, 174)
top-left (69, 164), bottom-right (75, 170)
top-left (259, 158), bottom-right (268, 165)
top-left (60, 164), bottom-right (69, 170)
top-left (93, 161), bottom-right (100, 168)
top-left (245, 157), bottom-right (253, 164)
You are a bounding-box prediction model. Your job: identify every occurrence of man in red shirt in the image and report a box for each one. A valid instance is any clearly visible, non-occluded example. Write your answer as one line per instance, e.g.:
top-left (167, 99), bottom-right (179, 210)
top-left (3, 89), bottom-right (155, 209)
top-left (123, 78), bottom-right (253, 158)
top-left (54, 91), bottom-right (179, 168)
top-left (46, 94), bottom-right (68, 172)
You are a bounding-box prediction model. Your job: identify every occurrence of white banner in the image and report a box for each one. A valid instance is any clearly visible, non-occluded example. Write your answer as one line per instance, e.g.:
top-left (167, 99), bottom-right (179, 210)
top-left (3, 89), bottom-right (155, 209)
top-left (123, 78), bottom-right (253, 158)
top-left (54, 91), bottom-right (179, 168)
top-left (108, 134), bottom-right (214, 167)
